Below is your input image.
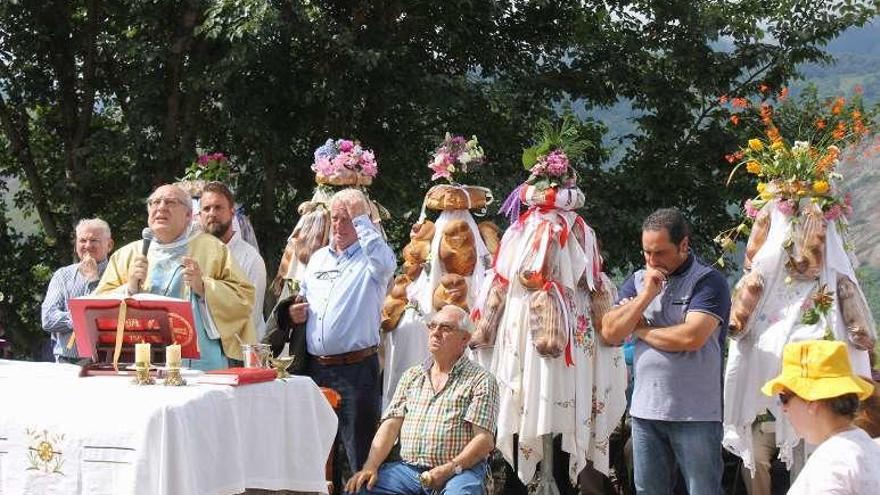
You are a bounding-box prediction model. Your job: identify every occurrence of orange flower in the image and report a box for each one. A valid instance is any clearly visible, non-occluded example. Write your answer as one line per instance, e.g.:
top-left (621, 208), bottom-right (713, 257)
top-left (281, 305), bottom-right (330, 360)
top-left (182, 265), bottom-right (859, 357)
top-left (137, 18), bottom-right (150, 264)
top-left (854, 84), bottom-right (864, 95)
top-left (718, 94), bottom-right (729, 104)
top-left (732, 97), bottom-right (749, 109)
top-left (746, 160), bottom-right (762, 174)
top-left (815, 118), bottom-right (826, 130)
top-left (760, 103), bottom-right (773, 126)
top-left (766, 126), bottom-right (780, 142)
top-left (778, 87), bottom-right (789, 100)
top-left (730, 114), bottom-right (740, 126)
top-left (759, 83), bottom-right (770, 94)
top-left (724, 153), bottom-right (737, 164)
top-left (832, 121), bottom-right (846, 140)
top-left (831, 97), bottom-right (845, 115)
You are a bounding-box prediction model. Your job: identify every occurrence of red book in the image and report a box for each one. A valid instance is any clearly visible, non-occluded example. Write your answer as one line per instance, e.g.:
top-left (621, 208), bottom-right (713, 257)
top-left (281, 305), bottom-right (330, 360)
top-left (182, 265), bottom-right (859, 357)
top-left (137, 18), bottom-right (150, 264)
top-left (194, 367), bottom-right (277, 386)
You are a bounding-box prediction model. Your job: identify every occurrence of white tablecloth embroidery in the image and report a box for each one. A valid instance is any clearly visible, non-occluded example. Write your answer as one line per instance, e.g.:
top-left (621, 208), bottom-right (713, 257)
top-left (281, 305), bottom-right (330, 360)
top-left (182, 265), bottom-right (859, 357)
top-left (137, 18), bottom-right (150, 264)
top-left (0, 360), bottom-right (337, 495)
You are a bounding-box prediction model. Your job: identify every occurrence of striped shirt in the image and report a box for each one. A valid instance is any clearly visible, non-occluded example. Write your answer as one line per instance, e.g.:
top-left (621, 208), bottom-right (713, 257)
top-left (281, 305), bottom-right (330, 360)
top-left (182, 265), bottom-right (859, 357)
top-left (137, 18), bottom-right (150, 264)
top-left (41, 261), bottom-right (108, 359)
top-left (384, 355), bottom-right (498, 467)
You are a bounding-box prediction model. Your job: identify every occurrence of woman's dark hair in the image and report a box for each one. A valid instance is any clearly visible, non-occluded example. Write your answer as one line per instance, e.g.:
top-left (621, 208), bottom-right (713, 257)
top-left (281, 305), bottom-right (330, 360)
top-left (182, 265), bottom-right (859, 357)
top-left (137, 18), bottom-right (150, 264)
top-left (823, 393), bottom-right (861, 418)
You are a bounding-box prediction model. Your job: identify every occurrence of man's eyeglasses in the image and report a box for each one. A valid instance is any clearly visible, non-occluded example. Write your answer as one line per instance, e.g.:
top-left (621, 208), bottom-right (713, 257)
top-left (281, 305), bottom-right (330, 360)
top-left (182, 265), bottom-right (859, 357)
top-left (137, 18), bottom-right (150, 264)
top-left (147, 197), bottom-right (185, 208)
top-left (315, 269), bottom-right (341, 281)
top-left (426, 321), bottom-right (458, 334)
top-left (778, 391), bottom-right (793, 405)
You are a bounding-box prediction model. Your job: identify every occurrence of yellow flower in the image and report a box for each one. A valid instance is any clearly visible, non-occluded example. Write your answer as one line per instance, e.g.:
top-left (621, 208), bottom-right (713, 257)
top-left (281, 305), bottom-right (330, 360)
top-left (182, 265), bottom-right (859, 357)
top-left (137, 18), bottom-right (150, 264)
top-left (812, 180), bottom-right (830, 195)
top-left (771, 140), bottom-right (785, 151)
top-left (748, 139), bottom-right (764, 151)
top-left (746, 160), bottom-right (762, 174)
top-left (757, 182), bottom-right (773, 200)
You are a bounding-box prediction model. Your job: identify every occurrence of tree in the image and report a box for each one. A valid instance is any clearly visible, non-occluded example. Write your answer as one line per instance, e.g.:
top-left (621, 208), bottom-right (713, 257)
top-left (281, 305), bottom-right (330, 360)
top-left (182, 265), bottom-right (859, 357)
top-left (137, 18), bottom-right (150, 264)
top-left (1, 0), bottom-right (877, 358)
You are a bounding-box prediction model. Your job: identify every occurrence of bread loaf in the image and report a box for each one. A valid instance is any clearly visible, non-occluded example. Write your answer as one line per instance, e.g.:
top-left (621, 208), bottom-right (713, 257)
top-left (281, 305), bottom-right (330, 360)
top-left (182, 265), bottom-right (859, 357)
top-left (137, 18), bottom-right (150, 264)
top-left (729, 271), bottom-right (764, 338)
top-left (787, 205), bottom-right (826, 280)
top-left (438, 220), bottom-right (477, 276)
top-left (838, 274), bottom-right (876, 351)
top-left (425, 185), bottom-right (489, 211)
top-left (471, 277), bottom-right (508, 348)
top-left (432, 273), bottom-right (469, 311)
top-left (528, 288), bottom-right (566, 358)
top-left (744, 206), bottom-right (771, 271)
top-left (478, 221), bottom-right (502, 256)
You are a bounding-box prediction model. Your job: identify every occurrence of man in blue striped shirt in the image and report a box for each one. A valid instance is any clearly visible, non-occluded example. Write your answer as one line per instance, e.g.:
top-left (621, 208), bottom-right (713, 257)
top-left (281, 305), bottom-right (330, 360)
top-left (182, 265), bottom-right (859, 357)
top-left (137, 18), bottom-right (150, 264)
top-left (41, 218), bottom-right (114, 363)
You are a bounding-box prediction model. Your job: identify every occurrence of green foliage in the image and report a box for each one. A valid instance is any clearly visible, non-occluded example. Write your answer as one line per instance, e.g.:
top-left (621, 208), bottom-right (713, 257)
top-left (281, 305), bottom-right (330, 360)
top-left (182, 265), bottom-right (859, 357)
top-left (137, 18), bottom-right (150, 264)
top-left (1, 0), bottom-right (878, 358)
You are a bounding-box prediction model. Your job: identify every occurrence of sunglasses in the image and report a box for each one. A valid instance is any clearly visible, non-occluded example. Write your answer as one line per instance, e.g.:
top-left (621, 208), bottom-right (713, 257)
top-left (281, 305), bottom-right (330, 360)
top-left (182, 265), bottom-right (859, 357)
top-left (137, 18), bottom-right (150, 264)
top-left (778, 391), bottom-right (793, 405)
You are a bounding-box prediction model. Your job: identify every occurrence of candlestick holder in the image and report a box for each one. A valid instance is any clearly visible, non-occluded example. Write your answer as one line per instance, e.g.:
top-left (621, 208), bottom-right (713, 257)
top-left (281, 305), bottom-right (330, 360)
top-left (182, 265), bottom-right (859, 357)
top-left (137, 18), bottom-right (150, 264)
top-left (132, 362), bottom-right (155, 385)
top-left (163, 365), bottom-right (186, 386)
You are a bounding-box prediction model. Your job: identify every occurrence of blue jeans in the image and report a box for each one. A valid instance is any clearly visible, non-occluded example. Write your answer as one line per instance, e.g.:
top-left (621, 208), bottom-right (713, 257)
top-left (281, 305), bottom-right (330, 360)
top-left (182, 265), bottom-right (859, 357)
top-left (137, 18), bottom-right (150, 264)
top-left (631, 418), bottom-right (722, 495)
top-left (308, 354), bottom-right (381, 473)
top-left (355, 460), bottom-right (487, 495)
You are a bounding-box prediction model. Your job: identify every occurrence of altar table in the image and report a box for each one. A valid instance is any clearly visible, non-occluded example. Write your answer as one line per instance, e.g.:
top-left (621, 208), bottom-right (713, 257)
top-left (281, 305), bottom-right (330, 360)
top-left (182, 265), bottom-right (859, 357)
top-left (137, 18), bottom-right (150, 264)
top-left (0, 360), bottom-right (337, 495)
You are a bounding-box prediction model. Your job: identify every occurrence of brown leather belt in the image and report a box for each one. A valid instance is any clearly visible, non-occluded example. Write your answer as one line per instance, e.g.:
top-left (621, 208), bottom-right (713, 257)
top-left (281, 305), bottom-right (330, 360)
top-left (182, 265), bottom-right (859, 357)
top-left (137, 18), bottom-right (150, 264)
top-left (313, 346), bottom-right (379, 366)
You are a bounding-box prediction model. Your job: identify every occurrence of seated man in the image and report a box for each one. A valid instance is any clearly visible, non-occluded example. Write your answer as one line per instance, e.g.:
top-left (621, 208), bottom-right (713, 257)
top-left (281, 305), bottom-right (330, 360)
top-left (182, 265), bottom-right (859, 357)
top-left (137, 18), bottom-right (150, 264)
top-left (96, 184), bottom-right (255, 370)
top-left (345, 305), bottom-right (498, 495)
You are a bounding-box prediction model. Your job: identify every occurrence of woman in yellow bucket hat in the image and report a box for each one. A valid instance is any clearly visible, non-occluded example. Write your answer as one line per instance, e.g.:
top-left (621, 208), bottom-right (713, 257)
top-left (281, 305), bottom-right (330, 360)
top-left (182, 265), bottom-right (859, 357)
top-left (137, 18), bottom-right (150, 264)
top-left (762, 340), bottom-right (880, 494)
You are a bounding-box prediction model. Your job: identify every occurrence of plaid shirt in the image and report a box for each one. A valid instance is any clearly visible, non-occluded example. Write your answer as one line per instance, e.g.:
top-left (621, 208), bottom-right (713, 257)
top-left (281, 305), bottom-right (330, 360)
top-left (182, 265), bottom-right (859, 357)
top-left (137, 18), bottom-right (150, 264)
top-left (384, 354), bottom-right (498, 467)
top-left (40, 261), bottom-right (107, 359)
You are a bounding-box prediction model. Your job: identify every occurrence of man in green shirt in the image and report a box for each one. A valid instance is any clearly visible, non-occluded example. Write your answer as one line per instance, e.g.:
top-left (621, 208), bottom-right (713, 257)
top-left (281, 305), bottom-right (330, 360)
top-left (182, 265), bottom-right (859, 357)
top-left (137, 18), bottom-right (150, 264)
top-left (345, 305), bottom-right (498, 494)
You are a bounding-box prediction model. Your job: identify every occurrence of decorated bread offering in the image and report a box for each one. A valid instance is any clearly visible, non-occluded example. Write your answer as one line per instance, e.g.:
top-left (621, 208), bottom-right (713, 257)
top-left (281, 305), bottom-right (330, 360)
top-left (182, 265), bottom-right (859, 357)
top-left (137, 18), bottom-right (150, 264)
top-left (272, 138), bottom-right (386, 298)
top-left (728, 271), bottom-right (765, 338)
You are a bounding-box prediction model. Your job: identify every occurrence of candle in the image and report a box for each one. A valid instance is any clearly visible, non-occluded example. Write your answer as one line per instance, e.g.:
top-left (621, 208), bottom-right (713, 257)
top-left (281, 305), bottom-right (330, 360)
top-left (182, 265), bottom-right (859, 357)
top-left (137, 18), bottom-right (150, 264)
top-left (135, 342), bottom-right (151, 366)
top-left (166, 344), bottom-right (181, 367)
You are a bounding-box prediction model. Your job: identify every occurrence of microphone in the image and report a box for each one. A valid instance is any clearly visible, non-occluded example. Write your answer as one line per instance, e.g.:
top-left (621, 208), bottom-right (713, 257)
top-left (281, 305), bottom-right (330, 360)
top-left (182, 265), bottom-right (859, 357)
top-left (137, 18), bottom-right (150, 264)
top-left (141, 228), bottom-right (155, 256)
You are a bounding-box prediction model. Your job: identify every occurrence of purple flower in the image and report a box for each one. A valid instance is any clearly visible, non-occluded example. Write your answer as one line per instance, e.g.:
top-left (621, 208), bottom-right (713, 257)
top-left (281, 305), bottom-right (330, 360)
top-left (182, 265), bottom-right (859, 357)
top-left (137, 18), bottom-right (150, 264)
top-left (338, 140), bottom-right (354, 153)
top-left (360, 151), bottom-right (378, 177)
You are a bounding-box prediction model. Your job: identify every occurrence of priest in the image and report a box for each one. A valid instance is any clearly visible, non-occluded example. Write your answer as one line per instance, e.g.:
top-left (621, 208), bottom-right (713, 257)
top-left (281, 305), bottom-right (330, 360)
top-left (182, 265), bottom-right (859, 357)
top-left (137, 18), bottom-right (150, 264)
top-left (96, 184), bottom-right (255, 370)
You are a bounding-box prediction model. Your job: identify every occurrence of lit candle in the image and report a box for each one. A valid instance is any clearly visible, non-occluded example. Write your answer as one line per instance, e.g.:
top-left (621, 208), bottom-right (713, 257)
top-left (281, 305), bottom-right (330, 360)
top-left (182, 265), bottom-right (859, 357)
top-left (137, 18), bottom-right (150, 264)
top-left (166, 344), bottom-right (181, 367)
top-left (135, 342), bottom-right (151, 367)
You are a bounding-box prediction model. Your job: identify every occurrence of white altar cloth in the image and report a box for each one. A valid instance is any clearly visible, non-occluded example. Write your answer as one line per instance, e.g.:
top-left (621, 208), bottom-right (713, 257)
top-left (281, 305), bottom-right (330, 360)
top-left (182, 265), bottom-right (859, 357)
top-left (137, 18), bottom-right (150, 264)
top-left (0, 360), bottom-right (337, 495)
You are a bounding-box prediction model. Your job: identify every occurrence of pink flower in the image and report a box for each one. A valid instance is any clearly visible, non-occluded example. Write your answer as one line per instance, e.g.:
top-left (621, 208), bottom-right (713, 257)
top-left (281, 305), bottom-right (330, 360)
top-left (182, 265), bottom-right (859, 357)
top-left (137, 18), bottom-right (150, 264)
top-left (312, 157), bottom-right (335, 176)
top-left (331, 153), bottom-right (348, 171)
top-left (544, 150), bottom-right (569, 177)
top-left (823, 204), bottom-right (842, 221)
top-left (744, 199), bottom-right (759, 219)
top-left (338, 140), bottom-right (354, 152)
top-left (777, 199), bottom-right (796, 216)
top-left (360, 151), bottom-right (378, 177)
top-left (429, 152), bottom-right (451, 181)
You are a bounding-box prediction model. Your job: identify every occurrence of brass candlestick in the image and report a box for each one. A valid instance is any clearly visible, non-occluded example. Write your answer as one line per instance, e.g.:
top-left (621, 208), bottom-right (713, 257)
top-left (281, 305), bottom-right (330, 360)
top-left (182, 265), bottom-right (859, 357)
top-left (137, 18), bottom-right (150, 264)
top-left (163, 364), bottom-right (186, 386)
top-left (132, 362), bottom-right (155, 385)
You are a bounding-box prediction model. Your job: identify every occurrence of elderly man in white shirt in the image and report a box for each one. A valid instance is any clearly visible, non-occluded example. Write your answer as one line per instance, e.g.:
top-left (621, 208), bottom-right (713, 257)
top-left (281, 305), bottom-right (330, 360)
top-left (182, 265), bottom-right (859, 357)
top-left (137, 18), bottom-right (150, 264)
top-left (200, 181), bottom-right (267, 340)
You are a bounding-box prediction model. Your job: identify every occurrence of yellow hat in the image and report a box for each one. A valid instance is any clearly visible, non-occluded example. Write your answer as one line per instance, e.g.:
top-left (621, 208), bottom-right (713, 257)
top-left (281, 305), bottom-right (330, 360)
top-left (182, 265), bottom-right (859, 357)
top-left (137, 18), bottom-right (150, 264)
top-left (761, 340), bottom-right (874, 401)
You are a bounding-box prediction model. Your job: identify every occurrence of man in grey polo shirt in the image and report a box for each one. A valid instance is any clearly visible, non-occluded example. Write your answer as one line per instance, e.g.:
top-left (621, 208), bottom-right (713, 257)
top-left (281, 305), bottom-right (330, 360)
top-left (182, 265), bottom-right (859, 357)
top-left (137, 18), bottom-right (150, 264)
top-left (601, 208), bottom-right (731, 495)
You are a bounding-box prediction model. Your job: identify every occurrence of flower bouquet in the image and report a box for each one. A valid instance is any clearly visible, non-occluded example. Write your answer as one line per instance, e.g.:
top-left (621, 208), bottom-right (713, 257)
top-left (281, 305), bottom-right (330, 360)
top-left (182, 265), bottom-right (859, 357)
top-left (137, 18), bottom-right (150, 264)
top-left (177, 152), bottom-right (233, 196)
top-left (500, 116), bottom-right (592, 220)
top-left (311, 138), bottom-right (378, 186)
top-left (424, 133), bottom-right (492, 212)
top-left (717, 90), bottom-right (872, 267)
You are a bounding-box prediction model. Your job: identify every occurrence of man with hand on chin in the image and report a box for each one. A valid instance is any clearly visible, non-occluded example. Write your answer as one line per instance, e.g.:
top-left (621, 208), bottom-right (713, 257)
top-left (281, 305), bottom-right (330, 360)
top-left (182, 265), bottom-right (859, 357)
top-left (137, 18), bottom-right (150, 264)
top-left (42, 218), bottom-right (114, 363)
top-left (601, 208), bottom-right (730, 495)
top-left (345, 305), bottom-right (498, 495)
top-left (96, 184), bottom-right (255, 370)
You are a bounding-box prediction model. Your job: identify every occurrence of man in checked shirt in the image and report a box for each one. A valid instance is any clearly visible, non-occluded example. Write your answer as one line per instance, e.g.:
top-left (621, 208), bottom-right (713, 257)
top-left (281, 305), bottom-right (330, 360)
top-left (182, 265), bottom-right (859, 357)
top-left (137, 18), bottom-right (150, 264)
top-left (345, 304), bottom-right (499, 495)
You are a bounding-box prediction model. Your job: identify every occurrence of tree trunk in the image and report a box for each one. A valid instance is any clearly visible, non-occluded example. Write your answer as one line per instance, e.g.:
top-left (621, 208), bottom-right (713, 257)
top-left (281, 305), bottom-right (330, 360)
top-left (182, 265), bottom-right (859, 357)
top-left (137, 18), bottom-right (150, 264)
top-left (0, 94), bottom-right (64, 260)
top-left (160, 2), bottom-right (200, 180)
